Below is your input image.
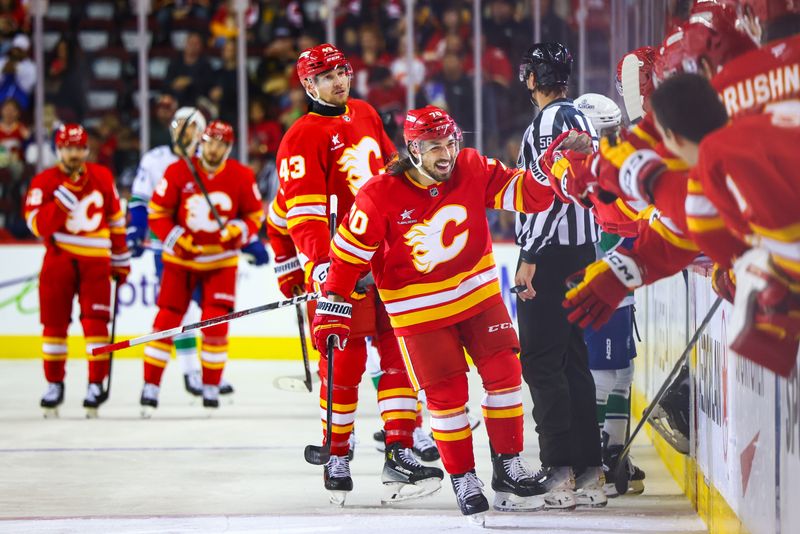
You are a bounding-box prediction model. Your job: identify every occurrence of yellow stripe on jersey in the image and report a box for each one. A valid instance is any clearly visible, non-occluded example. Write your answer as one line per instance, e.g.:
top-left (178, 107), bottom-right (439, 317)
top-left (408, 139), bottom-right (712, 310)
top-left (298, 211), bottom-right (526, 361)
top-left (615, 199), bottom-right (639, 221)
top-left (687, 216), bottom-right (726, 233)
top-left (286, 194), bottom-right (327, 208)
top-left (650, 218), bottom-right (700, 251)
top-left (388, 281), bottom-right (501, 329)
top-left (432, 427), bottom-right (472, 442)
top-left (631, 124), bottom-right (659, 148)
top-left (330, 241), bottom-right (368, 265)
top-left (55, 243), bottom-right (111, 258)
top-left (750, 221), bottom-right (800, 243)
top-left (338, 225), bottom-right (380, 250)
top-left (162, 253), bottom-right (239, 271)
top-left (379, 253), bottom-right (495, 301)
top-left (687, 179), bottom-right (704, 194)
top-left (287, 215), bottom-right (328, 229)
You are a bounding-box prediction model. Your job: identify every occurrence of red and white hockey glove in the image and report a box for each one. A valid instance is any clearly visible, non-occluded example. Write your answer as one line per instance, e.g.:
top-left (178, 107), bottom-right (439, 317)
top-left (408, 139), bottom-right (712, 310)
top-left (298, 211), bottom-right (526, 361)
top-left (219, 220), bottom-right (248, 250)
top-left (547, 150), bottom-right (598, 209)
top-left (563, 249), bottom-right (644, 329)
top-left (304, 259), bottom-right (330, 293)
top-left (111, 253), bottom-right (131, 284)
top-left (312, 296), bottom-right (353, 351)
top-left (711, 263), bottom-right (736, 304)
top-left (597, 134), bottom-right (665, 203)
top-left (164, 226), bottom-right (202, 260)
top-left (274, 254), bottom-right (304, 298)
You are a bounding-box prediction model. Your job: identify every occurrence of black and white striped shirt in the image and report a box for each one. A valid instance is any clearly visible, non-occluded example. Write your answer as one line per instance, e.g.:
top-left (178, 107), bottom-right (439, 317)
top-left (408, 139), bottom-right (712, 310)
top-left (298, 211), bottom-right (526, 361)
top-left (515, 98), bottom-right (600, 263)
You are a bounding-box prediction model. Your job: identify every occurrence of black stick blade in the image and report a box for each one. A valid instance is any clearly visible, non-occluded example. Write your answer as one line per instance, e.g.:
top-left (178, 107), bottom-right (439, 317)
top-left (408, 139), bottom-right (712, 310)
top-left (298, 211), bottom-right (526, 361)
top-left (613, 461), bottom-right (630, 496)
top-left (304, 444), bottom-right (330, 465)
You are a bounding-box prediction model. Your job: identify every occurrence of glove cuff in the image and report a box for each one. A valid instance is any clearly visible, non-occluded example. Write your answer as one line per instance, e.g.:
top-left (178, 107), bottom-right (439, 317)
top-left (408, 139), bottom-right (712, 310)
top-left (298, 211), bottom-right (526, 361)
top-left (618, 149), bottom-right (663, 203)
top-left (164, 226), bottom-right (186, 252)
top-left (274, 255), bottom-right (301, 275)
top-left (111, 251), bottom-right (132, 267)
top-left (602, 250), bottom-right (643, 289)
top-left (316, 297), bottom-right (352, 318)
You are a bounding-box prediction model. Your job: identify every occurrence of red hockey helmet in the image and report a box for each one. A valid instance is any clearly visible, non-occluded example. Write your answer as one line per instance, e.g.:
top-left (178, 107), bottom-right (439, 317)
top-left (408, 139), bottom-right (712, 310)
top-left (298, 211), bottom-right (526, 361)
top-left (653, 3), bottom-right (758, 84)
top-left (202, 120), bottom-right (235, 145)
top-left (296, 43), bottom-right (352, 81)
top-left (615, 46), bottom-right (656, 99)
top-left (55, 123), bottom-right (88, 149)
top-left (403, 106), bottom-right (462, 149)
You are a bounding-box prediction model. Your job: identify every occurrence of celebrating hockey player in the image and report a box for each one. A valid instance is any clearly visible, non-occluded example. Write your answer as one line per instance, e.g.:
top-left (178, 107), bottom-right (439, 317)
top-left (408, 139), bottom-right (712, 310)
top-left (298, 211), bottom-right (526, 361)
top-left (140, 120), bottom-right (264, 414)
top-left (649, 73), bottom-right (800, 376)
top-left (312, 105), bottom-right (557, 524)
top-left (276, 43), bottom-right (444, 506)
top-left (24, 124), bottom-right (130, 417)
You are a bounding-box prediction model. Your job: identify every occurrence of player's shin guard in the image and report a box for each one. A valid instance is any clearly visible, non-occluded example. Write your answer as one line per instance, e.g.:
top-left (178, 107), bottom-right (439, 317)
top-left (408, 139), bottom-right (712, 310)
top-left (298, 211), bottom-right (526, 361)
top-left (42, 330), bottom-right (68, 383)
top-left (377, 370), bottom-right (416, 448)
top-left (477, 350), bottom-right (524, 455)
top-left (426, 375), bottom-right (473, 475)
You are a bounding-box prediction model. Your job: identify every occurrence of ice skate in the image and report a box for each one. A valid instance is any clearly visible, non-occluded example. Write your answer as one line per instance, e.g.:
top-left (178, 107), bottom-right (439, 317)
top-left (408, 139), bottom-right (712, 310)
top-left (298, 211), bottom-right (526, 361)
top-left (412, 427), bottom-right (440, 462)
top-left (40, 382), bottom-right (64, 418)
top-left (219, 378), bottom-right (234, 396)
top-left (450, 470), bottom-right (489, 527)
top-left (381, 442), bottom-right (443, 504)
top-left (83, 382), bottom-right (108, 419)
top-left (650, 366), bottom-right (691, 454)
top-left (491, 453), bottom-right (546, 512)
top-left (183, 371), bottom-right (202, 397)
top-left (140, 383), bottom-right (159, 418)
top-left (323, 455), bottom-right (353, 506)
top-left (533, 466), bottom-right (577, 510)
top-left (574, 466), bottom-right (608, 507)
top-left (203, 384), bottom-right (219, 411)
top-left (603, 445), bottom-right (645, 497)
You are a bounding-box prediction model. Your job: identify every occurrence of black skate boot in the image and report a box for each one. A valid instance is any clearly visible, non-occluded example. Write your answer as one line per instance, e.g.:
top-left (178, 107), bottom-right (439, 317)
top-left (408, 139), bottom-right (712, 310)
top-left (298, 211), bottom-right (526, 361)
top-left (83, 382), bottom-right (108, 418)
top-left (603, 444), bottom-right (645, 496)
top-left (140, 383), bottom-right (159, 418)
top-left (450, 470), bottom-right (489, 526)
top-left (533, 466), bottom-right (577, 510)
top-left (324, 455), bottom-right (353, 506)
top-left (203, 384), bottom-right (219, 410)
top-left (219, 378), bottom-right (234, 395)
top-left (574, 466), bottom-right (608, 507)
top-left (491, 453), bottom-right (547, 511)
top-left (40, 382), bottom-right (64, 418)
top-left (412, 427), bottom-right (440, 462)
top-left (183, 372), bottom-right (202, 396)
top-left (651, 366), bottom-right (691, 454)
top-left (382, 442), bottom-right (444, 504)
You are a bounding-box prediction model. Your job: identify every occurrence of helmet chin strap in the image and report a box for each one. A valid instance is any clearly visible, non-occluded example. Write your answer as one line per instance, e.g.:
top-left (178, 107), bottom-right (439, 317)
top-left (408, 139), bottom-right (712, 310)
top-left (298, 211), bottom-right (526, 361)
top-left (409, 145), bottom-right (450, 183)
top-left (304, 83), bottom-right (338, 108)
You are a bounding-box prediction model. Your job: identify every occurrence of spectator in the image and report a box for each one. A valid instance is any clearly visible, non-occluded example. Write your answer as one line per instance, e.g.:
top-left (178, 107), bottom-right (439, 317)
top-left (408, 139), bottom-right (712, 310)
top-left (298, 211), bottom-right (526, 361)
top-left (248, 98), bottom-right (283, 163)
top-left (279, 87), bottom-right (308, 131)
top-left (209, 39), bottom-right (241, 125)
top-left (45, 36), bottom-right (88, 122)
top-left (351, 24), bottom-right (393, 98)
top-left (209, 0), bottom-right (258, 48)
top-left (367, 66), bottom-right (405, 118)
top-left (165, 31), bottom-right (214, 107)
top-left (390, 36), bottom-right (426, 98)
top-left (24, 103), bottom-right (59, 169)
top-left (422, 2), bottom-right (470, 66)
top-left (484, 0), bottom-right (530, 60)
top-left (149, 94), bottom-right (178, 148)
top-left (153, 0), bottom-right (211, 46)
top-left (0, 0), bottom-right (26, 47)
top-left (94, 114), bottom-right (119, 170)
top-left (0, 97), bottom-right (26, 180)
top-left (0, 33), bottom-right (35, 110)
top-left (440, 52), bottom-right (475, 141)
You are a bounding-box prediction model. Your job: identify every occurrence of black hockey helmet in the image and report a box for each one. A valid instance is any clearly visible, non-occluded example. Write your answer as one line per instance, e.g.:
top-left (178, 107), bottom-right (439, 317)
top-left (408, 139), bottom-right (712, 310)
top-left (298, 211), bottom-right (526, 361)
top-left (519, 42), bottom-right (573, 86)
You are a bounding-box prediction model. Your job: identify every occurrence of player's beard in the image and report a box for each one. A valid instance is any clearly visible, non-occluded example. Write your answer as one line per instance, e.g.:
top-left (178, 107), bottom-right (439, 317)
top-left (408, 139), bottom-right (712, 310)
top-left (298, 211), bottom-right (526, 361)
top-left (62, 157), bottom-right (84, 176)
top-left (203, 154), bottom-right (224, 170)
top-left (425, 157), bottom-right (455, 182)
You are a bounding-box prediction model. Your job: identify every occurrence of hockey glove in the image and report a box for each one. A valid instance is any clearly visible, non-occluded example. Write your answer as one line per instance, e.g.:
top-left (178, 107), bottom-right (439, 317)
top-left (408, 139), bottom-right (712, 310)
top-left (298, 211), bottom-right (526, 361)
top-left (547, 150), bottom-right (597, 209)
top-left (305, 259), bottom-right (330, 293)
top-left (563, 249), bottom-right (644, 329)
top-left (126, 204), bottom-right (148, 258)
top-left (312, 296), bottom-right (353, 351)
top-left (241, 237), bottom-right (269, 266)
top-left (597, 134), bottom-right (665, 203)
top-left (711, 263), bottom-right (736, 304)
top-left (111, 255), bottom-right (131, 284)
top-left (220, 220), bottom-right (249, 250)
top-left (164, 227), bottom-right (202, 260)
top-left (274, 254), bottom-right (304, 298)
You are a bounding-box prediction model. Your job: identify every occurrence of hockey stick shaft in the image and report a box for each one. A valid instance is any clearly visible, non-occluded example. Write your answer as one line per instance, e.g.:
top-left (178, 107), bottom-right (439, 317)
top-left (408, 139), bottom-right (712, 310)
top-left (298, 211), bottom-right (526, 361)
top-left (617, 296), bottom-right (722, 467)
top-left (91, 292), bottom-right (321, 355)
top-left (295, 302), bottom-right (313, 392)
top-left (105, 279), bottom-right (120, 397)
top-left (0, 273), bottom-right (39, 290)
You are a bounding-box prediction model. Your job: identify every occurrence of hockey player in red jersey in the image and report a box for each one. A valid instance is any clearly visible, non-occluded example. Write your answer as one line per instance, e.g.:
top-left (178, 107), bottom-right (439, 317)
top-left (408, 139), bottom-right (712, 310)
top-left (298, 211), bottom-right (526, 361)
top-left (312, 106), bottom-right (557, 524)
top-left (649, 73), bottom-right (800, 376)
top-left (277, 43), bottom-right (445, 506)
top-left (141, 120), bottom-right (264, 414)
top-left (24, 124), bottom-right (130, 417)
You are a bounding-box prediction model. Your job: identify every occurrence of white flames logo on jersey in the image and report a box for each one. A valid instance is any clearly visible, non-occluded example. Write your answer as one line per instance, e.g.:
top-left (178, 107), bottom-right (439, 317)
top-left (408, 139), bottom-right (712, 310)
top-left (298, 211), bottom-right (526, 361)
top-left (337, 136), bottom-right (381, 195)
top-left (404, 204), bottom-right (469, 274)
top-left (65, 190), bottom-right (104, 233)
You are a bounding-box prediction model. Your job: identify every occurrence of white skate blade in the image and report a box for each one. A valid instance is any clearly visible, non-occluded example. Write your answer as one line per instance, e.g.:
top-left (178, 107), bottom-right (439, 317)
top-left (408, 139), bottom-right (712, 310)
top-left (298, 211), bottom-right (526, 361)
top-left (42, 407), bottom-right (59, 419)
top-left (465, 511), bottom-right (486, 528)
top-left (140, 405), bottom-right (156, 419)
top-left (328, 490), bottom-right (348, 507)
top-left (381, 477), bottom-right (441, 504)
top-left (576, 487), bottom-right (608, 508)
top-left (85, 408), bottom-right (99, 419)
top-left (493, 491), bottom-right (545, 512)
top-left (544, 489), bottom-right (577, 510)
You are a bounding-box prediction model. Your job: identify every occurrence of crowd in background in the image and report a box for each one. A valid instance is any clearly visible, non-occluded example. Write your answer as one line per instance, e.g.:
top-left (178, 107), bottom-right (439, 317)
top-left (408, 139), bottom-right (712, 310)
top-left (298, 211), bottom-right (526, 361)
top-left (0, 0), bottom-right (622, 241)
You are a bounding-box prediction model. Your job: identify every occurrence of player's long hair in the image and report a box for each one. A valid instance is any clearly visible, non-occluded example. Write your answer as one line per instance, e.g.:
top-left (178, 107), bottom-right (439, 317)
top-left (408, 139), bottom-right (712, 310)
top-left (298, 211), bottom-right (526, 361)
top-left (386, 151), bottom-right (414, 176)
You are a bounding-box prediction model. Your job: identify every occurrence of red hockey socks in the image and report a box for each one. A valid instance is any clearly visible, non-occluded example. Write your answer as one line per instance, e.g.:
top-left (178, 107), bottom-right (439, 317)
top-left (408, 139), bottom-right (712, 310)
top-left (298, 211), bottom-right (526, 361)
top-left (476, 350), bottom-right (524, 455)
top-left (42, 329), bottom-right (67, 383)
top-left (377, 369), bottom-right (416, 448)
top-left (426, 373), bottom-right (473, 474)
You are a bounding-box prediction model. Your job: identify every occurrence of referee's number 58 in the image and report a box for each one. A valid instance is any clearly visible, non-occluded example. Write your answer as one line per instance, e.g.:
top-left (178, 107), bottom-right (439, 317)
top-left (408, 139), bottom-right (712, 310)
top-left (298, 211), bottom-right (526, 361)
top-left (539, 136), bottom-right (553, 150)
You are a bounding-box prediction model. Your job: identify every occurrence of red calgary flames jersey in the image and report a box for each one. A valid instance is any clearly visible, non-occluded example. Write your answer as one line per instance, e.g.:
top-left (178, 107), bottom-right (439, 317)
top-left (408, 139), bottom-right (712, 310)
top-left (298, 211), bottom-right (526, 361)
top-left (24, 163), bottom-right (126, 260)
top-left (148, 157), bottom-right (264, 271)
top-left (325, 148), bottom-right (554, 336)
top-left (686, 104), bottom-right (800, 279)
top-left (277, 98), bottom-right (396, 267)
top-left (714, 34), bottom-right (800, 120)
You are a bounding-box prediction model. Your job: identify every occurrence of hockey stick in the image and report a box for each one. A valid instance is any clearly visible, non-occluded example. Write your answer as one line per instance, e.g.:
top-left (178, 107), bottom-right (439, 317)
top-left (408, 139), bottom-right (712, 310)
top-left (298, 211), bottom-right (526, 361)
top-left (295, 297), bottom-right (313, 392)
top-left (304, 195), bottom-right (338, 466)
top-left (104, 279), bottom-right (120, 399)
top-left (613, 295), bottom-right (722, 495)
top-left (175, 110), bottom-right (225, 230)
top-left (0, 272), bottom-right (39, 290)
top-left (91, 292), bottom-right (321, 356)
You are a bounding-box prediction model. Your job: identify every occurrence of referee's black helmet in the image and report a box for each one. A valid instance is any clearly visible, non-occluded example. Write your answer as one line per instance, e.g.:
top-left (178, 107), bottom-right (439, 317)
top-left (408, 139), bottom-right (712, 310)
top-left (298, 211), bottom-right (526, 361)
top-left (519, 42), bottom-right (573, 86)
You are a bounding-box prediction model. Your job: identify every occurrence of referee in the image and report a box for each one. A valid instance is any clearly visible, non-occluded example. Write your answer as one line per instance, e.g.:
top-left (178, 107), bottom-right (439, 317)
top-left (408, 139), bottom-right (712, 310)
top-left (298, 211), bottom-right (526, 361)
top-left (513, 42), bottom-right (605, 508)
